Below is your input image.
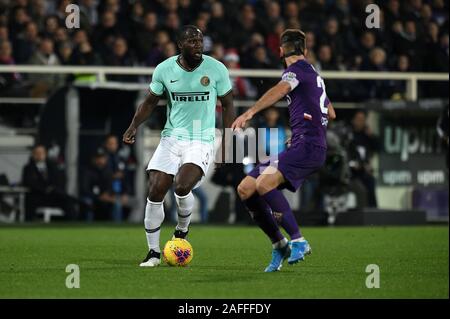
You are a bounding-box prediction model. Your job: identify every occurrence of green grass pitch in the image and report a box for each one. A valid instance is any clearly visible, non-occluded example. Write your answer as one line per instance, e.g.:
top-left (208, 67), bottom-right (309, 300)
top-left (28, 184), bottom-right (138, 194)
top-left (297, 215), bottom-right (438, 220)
top-left (0, 224), bottom-right (448, 298)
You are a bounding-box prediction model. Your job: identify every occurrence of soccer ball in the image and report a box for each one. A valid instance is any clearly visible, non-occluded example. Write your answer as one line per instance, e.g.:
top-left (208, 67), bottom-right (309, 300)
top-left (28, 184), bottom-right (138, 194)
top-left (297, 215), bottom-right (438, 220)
top-left (163, 238), bottom-right (193, 267)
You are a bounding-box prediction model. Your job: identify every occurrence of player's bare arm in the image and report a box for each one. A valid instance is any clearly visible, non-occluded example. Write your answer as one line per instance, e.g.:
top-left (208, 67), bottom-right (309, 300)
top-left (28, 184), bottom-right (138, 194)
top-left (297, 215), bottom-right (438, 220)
top-left (218, 91), bottom-right (235, 164)
top-left (231, 81), bottom-right (291, 130)
top-left (122, 92), bottom-right (160, 144)
top-left (327, 103), bottom-right (336, 120)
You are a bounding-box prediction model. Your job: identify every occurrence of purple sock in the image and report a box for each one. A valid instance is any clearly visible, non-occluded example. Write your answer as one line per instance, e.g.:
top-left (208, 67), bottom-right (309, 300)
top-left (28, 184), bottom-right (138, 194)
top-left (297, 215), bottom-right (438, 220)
top-left (262, 189), bottom-right (301, 240)
top-left (244, 193), bottom-right (284, 243)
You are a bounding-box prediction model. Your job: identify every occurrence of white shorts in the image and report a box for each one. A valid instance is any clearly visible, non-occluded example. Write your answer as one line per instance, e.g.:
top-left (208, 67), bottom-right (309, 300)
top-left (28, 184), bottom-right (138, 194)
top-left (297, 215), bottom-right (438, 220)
top-left (146, 136), bottom-right (214, 189)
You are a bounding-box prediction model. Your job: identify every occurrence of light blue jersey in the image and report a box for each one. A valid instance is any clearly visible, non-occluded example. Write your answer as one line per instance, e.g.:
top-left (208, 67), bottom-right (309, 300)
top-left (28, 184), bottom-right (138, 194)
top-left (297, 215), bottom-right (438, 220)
top-left (149, 55), bottom-right (232, 143)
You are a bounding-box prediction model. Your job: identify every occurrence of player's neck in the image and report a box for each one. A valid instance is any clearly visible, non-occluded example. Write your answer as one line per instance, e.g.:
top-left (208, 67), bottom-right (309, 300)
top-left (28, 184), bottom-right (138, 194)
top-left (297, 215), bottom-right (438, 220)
top-left (285, 55), bottom-right (305, 67)
top-left (179, 55), bottom-right (202, 71)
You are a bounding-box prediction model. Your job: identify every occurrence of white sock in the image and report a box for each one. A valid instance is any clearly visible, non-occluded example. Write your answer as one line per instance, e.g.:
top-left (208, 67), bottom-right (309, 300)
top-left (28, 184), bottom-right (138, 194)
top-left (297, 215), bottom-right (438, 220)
top-left (175, 192), bottom-right (194, 232)
top-left (291, 237), bottom-right (305, 243)
top-left (144, 199), bottom-right (165, 253)
top-left (272, 238), bottom-right (288, 249)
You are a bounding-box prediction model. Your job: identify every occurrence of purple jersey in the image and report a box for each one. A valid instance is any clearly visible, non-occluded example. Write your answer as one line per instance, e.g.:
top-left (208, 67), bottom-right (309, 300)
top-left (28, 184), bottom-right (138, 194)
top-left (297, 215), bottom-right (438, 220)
top-left (281, 59), bottom-right (330, 148)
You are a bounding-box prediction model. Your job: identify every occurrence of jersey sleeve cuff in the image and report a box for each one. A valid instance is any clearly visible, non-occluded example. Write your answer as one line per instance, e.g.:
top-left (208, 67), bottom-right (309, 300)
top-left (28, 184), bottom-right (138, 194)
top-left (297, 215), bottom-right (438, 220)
top-left (218, 88), bottom-right (232, 98)
top-left (149, 88), bottom-right (163, 97)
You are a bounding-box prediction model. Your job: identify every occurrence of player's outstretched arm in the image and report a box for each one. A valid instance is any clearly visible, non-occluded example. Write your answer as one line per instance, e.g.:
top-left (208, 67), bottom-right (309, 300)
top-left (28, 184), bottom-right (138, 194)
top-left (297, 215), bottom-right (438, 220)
top-left (327, 103), bottom-right (336, 120)
top-left (122, 92), bottom-right (160, 144)
top-left (231, 81), bottom-right (291, 130)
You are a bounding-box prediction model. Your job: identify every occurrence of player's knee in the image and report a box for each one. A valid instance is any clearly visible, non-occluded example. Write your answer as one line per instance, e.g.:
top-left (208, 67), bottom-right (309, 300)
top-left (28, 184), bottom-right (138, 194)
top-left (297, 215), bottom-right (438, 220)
top-left (237, 182), bottom-right (255, 200)
top-left (147, 188), bottom-right (165, 202)
top-left (255, 180), bottom-right (271, 196)
top-left (174, 183), bottom-right (192, 197)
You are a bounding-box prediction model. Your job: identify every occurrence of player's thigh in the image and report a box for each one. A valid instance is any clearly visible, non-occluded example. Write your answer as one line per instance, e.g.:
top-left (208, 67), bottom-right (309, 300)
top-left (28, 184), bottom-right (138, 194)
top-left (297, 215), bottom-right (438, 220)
top-left (237, 176), bottom-right (257, 200)
top-left (173, 163), bottom-right (204, 196)
top-left (148, 170), bottom-right (174, 202)
top-left (255, 166), bottom-right (285, 195)
top-left (147, 137), bottom-right (180, 176)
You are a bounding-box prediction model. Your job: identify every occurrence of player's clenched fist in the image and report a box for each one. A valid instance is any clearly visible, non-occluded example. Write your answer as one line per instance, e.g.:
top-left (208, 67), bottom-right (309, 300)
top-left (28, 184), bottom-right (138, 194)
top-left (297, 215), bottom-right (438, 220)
top-left (123, 126), bottom-right (137, 144)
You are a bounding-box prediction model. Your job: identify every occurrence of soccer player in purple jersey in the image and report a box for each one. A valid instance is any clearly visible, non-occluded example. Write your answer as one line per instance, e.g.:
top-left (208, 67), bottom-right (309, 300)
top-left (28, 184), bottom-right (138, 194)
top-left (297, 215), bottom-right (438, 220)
top-left (231, 29), bottom-right (336, 272)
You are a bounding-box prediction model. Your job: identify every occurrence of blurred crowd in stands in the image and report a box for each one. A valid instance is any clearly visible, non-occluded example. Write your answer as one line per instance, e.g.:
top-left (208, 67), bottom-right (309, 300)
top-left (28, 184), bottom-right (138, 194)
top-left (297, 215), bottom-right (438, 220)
top-left (0, 0), bottom-right (448, 100)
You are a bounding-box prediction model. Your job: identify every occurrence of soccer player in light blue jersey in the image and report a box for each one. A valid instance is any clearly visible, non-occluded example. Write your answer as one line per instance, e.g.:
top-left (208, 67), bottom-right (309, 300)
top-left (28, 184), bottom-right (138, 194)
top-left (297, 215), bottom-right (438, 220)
top-left (123, 26), bottom-right (235, 267)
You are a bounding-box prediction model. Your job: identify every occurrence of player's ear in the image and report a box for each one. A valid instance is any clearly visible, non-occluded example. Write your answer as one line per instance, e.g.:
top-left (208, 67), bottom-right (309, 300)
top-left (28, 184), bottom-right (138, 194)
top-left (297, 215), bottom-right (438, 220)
top-left (304, 48), bottom-right (308, 57)
top-left (279, 47), bottom-right (284, 58)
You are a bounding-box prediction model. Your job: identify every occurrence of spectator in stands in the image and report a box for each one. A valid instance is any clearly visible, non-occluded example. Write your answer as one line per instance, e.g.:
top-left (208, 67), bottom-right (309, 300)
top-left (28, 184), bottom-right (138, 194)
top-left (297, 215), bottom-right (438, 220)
top-left (384, 0), bottom-right (401, 28)
top-left (425, 28), bottom-right (449, 72)
top-left (210, 42), bottom-right (225, 62)
top-left (316, 43), bottom-right (342, 99)
top-left (42, 15), bottom-right (60, 39)
top-left (319, 17), bottom-right (346, 65)
top-left (29, 0), bottom-right (47, 30)
top-left (72, 29), bottom-right (90, 48)
top-left (362, 47), bottom-right (394, 99)
top-left (357, 31), bottom-right (377, 65)
top-left (284, 1), bottom-right (299, 22)
top-left (223, 49), bottom-right (256, 100)
top-left (431, 0), bottom-right (448, 26)
top-left (22, 144), bottom-right (73, 221)
top-left (395, 20), bottom-right (425, 70)
top-left (0, 40), bottom-right (28, 97)
top-left (57, 41), bottom-right (72, 65)
top-left (231, 3), bottom-right (260, 49)
top-left (161, 41), bottom-right (177, 60)
top-left (348, 111), bottom-right (380, 208)
top-left (145, 29), bottom-right (170, 66)
top-left (104, 36), bottom-right (137, 82)
top-left (260, 107), bottom-right (287, 160)
top-left (13, 21), bottom-right (40, 64)
top-left (0, 24), bottom-right (9, 43)
top-left (103, 134), bottom-right (132, 195)
top-left (391, 54), bottom-right (412, 99)
top-left (133, 11), bottom-right (159, 61)
top-left (79, 0), bottom-right (99, 27)
top-left (298, 0), bottom-right (328, 33)
top-left (305, 31), bottom-right (316, 55)
top-left (208, 1), bottom-right (231, 43)
top-left (261, 1), bottom-right (282, 35)
top-left (92, 10), bottom-right (122, 58)
top-left (129, 0), bottom-right (145, 33)
top-left (81, 147), bottom-right (130, 221)
top-left (8, 6), bottom-right (30, 41)
top-left (71, 39), bottom-right (102, 67)
top-left (164, 11), bottom-right (180, 42)
top-left (179, 0), bottom-right (196, 24)
top-left (27, 37), bottom-right (65, 97)
top-left (195, 12), bottom-right (213, 53)
top-left (266, 19), bottom-right (285, 58)
top-left (316, 44), bottom-right (339, 71)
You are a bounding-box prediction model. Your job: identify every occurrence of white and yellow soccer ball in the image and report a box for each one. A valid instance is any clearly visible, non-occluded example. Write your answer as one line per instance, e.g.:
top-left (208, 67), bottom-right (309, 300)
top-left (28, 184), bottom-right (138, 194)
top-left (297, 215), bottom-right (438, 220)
top-left (163, 238), bottom-right (193, 267)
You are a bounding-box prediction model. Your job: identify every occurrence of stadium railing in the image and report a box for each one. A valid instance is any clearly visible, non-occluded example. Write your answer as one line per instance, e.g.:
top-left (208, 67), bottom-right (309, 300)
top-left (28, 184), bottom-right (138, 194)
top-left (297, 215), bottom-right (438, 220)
top-left (0, 65), bottom-right (448, 101)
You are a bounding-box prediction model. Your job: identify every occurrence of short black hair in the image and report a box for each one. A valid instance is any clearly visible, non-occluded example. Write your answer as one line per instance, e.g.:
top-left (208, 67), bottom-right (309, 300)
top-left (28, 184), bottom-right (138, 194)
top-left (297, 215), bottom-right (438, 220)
top-left (280, 29), bottom-right (306, 57)
top-left (177, 25), bottom-right (202, 43)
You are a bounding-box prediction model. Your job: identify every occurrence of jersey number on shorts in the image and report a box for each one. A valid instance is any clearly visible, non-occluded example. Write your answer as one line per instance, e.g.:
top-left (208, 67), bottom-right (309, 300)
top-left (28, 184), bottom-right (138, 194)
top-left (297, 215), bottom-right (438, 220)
top-left (316, 76), bottom-right (328, 115)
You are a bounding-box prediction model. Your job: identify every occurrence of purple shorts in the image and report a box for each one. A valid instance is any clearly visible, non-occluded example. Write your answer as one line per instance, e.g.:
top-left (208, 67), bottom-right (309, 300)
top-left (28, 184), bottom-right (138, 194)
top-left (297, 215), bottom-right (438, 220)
top-left (248, 142), bottom-right (326, 192)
